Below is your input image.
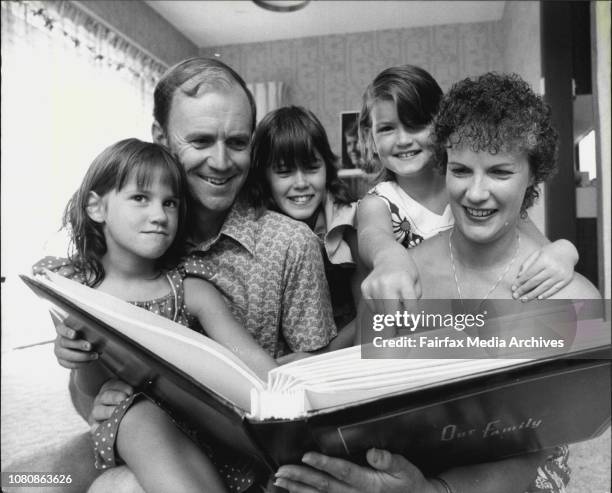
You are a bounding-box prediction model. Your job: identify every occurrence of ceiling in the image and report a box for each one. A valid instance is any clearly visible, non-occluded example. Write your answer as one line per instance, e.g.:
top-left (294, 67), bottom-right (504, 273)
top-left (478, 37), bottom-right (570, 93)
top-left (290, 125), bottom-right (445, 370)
top-left (145, 1), bottom-right (506, 48)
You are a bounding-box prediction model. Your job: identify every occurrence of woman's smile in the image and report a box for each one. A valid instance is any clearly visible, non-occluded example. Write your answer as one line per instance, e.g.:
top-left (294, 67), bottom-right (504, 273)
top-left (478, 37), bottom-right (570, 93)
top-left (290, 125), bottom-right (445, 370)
top-left (463, 206), bottom-right (497, 219)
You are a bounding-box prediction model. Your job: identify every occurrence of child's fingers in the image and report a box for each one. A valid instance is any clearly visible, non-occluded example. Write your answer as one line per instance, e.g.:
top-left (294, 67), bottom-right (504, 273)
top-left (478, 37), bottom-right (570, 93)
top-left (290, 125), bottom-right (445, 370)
top-left (99, 379), bottom-right (134, 397)
top-left (58, 335), bottom-right (92, 351)
top-left (516, 250), bottom-right (539, 279)
top-left (56, 354), bottom-right (97, 369)
top-left (90, 403), bottom-right (118, 423)
top-left (516, 280), bottom-right (554, 302)
top-left (55, 322), bottom-right (78, 339)
top-left (55, 348), bottom-right (98, 370)
top-left (54, 336), bottom-right (97, 368)
top-left (512, 272), bottom-right (550, 300)
top-left (512, 263), bottom-right (546, 293)
top-left (536, 281), bottom-right (567, 300)
top-left (99, 390), bottom-right (130, 406)
top-left (514, 263), bottom-right (547, 288)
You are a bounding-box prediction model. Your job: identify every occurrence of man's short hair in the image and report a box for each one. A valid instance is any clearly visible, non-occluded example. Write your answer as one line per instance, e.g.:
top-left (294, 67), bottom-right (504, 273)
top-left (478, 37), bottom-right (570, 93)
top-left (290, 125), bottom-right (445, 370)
top-left (153, 57), bottom-right (257, 132)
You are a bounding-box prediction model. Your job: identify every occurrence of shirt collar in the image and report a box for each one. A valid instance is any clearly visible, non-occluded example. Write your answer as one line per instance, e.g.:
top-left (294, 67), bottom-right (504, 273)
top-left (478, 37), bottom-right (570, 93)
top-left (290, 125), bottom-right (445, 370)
top-left (188, 201), bottom-right (257, 255)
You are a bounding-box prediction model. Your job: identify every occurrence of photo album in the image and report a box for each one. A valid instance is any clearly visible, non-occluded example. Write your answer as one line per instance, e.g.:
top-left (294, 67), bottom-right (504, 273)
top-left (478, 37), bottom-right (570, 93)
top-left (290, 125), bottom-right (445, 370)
top-left (21, 271), bottom-right (611, 474)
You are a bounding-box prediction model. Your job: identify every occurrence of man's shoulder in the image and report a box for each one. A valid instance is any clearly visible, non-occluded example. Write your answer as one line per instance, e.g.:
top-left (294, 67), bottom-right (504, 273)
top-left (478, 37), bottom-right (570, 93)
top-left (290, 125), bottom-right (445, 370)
top-left (255, 209), bottom-right (315, 238)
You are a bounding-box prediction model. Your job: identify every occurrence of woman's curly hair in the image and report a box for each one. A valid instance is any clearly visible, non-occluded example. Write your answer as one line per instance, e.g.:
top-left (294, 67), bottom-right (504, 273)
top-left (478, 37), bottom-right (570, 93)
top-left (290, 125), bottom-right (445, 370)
top-left (433, 72), bottom-right (558, 212)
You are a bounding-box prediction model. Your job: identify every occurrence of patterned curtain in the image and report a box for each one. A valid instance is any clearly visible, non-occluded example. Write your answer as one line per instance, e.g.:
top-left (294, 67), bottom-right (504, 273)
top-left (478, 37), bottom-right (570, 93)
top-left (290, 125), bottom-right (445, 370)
top-left (1, 0), bottom-right (167, 346)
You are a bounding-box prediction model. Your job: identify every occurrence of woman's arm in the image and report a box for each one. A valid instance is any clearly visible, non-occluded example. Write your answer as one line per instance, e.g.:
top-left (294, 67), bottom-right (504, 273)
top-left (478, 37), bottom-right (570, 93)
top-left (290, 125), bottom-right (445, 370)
top-left (357, 195), bottom-right (421, 312)
top-left (184, 277), bottom-right (277, 380)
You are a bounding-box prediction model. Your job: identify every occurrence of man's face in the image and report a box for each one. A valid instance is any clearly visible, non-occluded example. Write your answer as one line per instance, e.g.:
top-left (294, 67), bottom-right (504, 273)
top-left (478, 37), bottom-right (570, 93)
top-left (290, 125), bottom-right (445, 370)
top-left (159, 85), bottom-right (253, 219)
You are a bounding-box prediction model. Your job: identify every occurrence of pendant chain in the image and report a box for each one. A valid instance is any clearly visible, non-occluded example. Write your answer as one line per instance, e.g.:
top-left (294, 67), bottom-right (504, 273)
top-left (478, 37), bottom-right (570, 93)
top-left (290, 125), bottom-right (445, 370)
top-left (449, 228), bottom-right (520, 302)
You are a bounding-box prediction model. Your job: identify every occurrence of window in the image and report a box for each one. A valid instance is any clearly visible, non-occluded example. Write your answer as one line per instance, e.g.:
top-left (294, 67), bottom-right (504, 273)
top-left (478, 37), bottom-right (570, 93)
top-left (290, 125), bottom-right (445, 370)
top-left (1, 1), bottom-right (166, 346)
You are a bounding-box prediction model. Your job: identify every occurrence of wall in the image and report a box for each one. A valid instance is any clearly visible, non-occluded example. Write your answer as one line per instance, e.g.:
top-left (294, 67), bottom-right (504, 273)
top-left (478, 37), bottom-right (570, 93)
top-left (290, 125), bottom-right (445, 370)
top-left (75, 0), bottom-right (198, 65)
top-left (500, 0), bottom-right (545, 233)
top-left (202, 22), bottom-right (504, 154)
top-left (501, 1), bottom-right (541, 90)
top-left (593, 1), bottom-right (611, 297)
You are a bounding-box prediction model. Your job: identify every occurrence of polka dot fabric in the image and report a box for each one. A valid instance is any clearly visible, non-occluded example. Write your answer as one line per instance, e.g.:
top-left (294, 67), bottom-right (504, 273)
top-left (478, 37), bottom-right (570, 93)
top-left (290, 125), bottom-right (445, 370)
top-left (34, 257), bottom-right (258, 491)
top-left (92, 394), bottom-right (259, 492)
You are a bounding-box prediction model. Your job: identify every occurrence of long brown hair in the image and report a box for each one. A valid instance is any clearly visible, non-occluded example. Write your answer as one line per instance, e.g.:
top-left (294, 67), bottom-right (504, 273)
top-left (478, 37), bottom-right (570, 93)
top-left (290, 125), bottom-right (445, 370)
top-left (64, 138), bottom-right (190, 286)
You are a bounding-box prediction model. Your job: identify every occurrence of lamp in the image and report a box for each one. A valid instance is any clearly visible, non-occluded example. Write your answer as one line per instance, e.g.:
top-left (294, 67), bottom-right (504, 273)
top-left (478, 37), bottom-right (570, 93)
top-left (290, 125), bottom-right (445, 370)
top-left (252, 0), bottom-right (310, 13)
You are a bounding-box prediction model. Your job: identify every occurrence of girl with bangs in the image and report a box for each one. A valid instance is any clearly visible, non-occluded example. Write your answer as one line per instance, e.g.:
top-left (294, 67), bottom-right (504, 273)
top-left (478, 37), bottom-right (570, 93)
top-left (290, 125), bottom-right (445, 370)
top-left (34, 138), bottom-right (276, 493)
top-left (249, 106), bottom-right (359, 342)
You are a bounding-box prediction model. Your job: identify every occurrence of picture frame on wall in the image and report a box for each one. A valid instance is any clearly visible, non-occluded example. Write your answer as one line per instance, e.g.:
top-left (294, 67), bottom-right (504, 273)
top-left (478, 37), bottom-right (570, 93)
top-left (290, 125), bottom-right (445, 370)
top-left (339, 111), bottom-right (364, 176)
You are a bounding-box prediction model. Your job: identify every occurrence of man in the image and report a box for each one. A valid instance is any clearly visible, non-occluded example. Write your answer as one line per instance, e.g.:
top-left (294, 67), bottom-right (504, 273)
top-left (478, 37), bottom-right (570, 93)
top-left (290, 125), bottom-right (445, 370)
top-left (39, 57), bottom-right (337, 493)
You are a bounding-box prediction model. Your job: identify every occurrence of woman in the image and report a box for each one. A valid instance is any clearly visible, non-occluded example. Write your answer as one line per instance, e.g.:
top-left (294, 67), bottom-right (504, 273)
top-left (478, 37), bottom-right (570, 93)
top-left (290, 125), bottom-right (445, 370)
top-left (274, 73), bottom-right (600, 493)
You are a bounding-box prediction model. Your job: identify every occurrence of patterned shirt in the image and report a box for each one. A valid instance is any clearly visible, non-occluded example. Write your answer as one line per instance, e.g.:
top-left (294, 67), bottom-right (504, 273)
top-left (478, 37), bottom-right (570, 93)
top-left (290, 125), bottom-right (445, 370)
top-left (182, 202), bottom-right (337, 357)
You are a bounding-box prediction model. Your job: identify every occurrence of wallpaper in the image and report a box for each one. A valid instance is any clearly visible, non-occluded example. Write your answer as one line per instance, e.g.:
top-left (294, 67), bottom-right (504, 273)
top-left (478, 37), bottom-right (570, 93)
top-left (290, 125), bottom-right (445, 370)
top-left (501, 1), bottom-right (541, 93)
top-left (202, 21), bottom-right (504, 153)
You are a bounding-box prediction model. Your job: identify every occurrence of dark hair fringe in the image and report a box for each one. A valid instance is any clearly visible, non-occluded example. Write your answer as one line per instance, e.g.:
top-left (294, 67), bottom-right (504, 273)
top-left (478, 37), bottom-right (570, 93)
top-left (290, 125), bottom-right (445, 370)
top-left (358, 65), bottom-right (443, 170)
top-left (246, 106), bottom-right (355, 214)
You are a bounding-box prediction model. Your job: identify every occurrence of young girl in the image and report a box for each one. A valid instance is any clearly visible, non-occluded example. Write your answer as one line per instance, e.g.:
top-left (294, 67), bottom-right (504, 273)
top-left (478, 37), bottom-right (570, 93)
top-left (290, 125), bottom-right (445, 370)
top-left (356, 65), bottom-right (578, 307)
top-left (34, 138), bottom-right (277, 493)
top-left (248, 106), bottom-right (360, 338)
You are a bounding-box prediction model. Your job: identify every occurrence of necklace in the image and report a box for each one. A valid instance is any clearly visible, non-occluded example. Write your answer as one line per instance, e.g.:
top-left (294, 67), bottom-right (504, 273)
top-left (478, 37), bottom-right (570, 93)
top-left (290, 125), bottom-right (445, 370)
top-left (449, 228), bottom-right (520, 302)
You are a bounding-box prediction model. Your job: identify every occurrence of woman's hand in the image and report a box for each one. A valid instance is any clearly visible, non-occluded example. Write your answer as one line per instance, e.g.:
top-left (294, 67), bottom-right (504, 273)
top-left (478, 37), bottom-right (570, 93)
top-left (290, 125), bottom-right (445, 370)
top-left (512, 239), bottom-right (578, 301)
top-left (89, 379), bottom-right (134, 427)
top-left (274, 449), bottom-right (442, 493)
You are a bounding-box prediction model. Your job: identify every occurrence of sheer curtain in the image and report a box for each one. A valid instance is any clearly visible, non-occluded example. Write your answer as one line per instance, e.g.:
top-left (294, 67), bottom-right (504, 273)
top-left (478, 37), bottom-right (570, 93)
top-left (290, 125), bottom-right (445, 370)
top-left (247, 81), bottom-right (287, 123)
top-left (1, 0), bottom-right (167, 346)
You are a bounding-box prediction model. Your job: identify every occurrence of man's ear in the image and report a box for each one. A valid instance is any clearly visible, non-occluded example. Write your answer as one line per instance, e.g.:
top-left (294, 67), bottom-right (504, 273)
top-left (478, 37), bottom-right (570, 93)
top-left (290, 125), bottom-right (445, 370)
top-left (152, 121), bottom-right (168, 147)
top-left (86, 191), bottom-right (106, 223)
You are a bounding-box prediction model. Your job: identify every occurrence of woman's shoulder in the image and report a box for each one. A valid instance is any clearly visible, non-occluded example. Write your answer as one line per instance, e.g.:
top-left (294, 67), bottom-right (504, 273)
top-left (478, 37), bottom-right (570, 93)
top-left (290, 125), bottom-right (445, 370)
top-left (410, 230), bottom-right (449, 264)
top-left (551, 271), bottom-right (601, 300)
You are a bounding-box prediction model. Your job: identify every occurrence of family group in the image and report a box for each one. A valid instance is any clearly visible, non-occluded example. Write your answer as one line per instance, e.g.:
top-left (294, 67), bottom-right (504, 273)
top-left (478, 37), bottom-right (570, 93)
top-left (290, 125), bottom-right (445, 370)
top-left (33, 56), bottom-right (599, 493)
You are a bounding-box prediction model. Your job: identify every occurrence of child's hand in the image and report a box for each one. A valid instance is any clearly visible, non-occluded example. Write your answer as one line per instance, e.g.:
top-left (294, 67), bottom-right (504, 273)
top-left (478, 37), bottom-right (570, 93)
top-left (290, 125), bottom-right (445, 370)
top-left (89, 378), bottom-right (134, 428)
top-left (53, 318), bottom-right (98, 369)
top-left (512, 239), bottom-right (578, 301)
top-left (361, 253), bottom-right (422, 314)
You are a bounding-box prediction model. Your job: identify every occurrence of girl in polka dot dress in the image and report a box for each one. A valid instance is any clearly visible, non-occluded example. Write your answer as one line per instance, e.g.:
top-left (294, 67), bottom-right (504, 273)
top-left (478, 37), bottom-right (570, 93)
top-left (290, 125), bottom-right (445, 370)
top-left (35, 138), bottom-right (277, 493)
